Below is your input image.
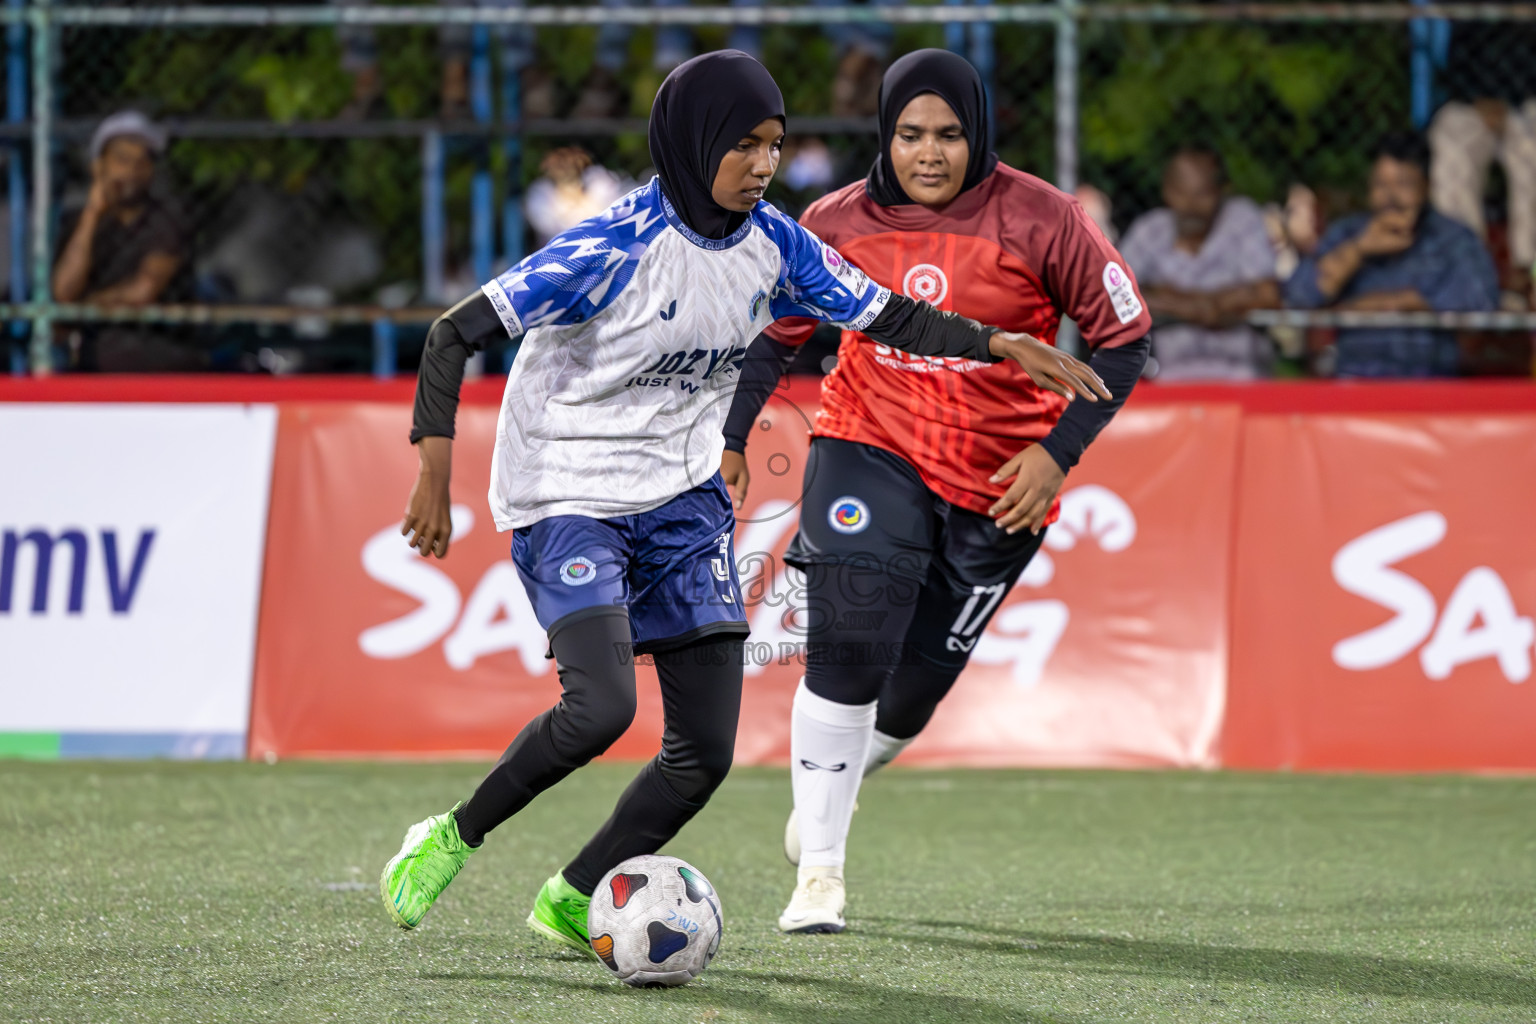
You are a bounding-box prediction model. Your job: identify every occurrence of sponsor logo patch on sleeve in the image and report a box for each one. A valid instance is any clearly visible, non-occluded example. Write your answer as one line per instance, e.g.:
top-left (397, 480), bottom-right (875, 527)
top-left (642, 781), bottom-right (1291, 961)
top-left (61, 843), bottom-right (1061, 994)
top-left (821, 242), bottom-right (872, 293)
top-left (1101, 262), bottom-right (1144, 325)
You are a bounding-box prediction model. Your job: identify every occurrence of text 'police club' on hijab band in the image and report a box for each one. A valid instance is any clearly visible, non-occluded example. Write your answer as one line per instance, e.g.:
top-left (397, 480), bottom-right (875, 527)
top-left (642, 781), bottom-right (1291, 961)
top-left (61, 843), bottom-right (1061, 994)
top-left (865, 48), bottom-right (999, 208)
top-left (649, 50), bottom-right (786, 240)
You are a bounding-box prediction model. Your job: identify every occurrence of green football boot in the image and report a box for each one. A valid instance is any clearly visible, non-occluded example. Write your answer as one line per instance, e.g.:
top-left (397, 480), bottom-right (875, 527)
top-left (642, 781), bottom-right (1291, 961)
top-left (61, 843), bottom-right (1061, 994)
top-left (379, 805), bottom-right (475, 929)
top-left (526, 872), bottom-right (596, 958)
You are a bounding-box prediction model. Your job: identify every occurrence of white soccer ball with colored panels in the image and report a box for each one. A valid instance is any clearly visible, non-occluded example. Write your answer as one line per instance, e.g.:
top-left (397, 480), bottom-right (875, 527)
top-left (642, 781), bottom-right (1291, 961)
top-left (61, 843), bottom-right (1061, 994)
top-left (587, 855), bottom-right (723, 987)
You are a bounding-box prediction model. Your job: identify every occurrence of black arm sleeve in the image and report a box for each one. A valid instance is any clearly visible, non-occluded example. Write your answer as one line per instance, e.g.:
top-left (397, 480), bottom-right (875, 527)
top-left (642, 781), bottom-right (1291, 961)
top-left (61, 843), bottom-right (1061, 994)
top-left (1035, 335), bottom-right (1151, 473)
top-left (722, 332), bottom-right (799, 453)
top-left (861, 293), bottom-right (1001, 363)
top-left (409, 291), bottom-right (508, 443)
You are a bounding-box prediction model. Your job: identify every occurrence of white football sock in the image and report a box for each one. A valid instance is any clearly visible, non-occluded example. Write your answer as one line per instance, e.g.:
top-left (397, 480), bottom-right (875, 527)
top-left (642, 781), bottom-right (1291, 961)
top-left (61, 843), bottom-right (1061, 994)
top-left (863, 729), bottom-right (913, 778)
top-left (791, 679), bottom-right (876, 871)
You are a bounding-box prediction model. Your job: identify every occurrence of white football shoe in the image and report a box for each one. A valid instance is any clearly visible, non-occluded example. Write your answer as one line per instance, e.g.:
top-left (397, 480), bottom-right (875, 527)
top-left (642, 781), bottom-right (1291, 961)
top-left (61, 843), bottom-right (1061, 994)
top-left (777, 866), bottom-right (847, 934)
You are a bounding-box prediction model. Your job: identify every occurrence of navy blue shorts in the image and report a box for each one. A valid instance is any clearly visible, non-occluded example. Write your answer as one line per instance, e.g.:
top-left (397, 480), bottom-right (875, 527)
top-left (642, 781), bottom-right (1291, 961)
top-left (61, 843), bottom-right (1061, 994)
top-left (511, 474), bottom-right (749, 654)
top-left (786, 437), bottom-right (1045, 667)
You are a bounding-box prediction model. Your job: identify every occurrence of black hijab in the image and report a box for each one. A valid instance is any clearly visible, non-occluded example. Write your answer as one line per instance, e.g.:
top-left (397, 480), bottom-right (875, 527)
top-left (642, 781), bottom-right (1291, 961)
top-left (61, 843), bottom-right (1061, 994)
top-left (649, 50), bottom-right (785, 240)
top-left (865, 48), bottom-right (998, 207)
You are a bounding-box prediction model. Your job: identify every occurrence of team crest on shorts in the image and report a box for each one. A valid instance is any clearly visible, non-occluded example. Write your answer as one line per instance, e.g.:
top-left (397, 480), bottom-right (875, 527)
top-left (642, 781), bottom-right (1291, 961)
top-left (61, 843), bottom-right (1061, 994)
top-left (559, 556), bottom-right (599, 586)
top-left (828, 496), bottom-right (870, 534)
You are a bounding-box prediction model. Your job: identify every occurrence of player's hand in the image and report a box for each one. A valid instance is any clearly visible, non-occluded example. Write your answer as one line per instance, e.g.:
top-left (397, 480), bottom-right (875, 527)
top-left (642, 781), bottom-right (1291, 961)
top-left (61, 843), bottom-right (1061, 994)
top-left (720, 449), bottom-right (750, 510)
top-left (989, 331), bottom-right (1110, 403)
top-left (989, 443), bottom-right (1066, 535)
top-left (86, 161), bottom-right (111, 216)
top-left (1355, 210), bottom-right (1415, 257)
top-left (403, 436), bottom-right (454, 558)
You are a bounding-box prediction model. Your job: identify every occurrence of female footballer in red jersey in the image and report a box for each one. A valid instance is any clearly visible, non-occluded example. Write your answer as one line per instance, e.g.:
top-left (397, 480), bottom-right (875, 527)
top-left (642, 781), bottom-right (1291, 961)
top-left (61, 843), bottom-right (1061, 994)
top-left (721, 49), bottom-right (1153, 934)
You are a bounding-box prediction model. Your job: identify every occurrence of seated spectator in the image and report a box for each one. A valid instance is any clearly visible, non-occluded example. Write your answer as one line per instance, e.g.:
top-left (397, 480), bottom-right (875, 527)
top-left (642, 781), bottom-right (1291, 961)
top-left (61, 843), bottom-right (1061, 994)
top-left (1074, 182), bottom-right (1118, 243)
top-left (525, 146), bottom-right (631, 246)
top-left (1119, 145), bottom-right (1279, 380)
top-left (1285, 133), bottom-right (1498, 378)
top-left (1426, 10), bottom-right (1536, 307)
top-left (53, 111), bottom-right (196, 372)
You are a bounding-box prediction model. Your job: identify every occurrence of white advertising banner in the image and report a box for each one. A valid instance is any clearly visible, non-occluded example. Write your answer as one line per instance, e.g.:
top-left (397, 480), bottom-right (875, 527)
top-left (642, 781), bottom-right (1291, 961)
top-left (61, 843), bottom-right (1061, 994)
top-left (0, 404), bottom-right (277, 757)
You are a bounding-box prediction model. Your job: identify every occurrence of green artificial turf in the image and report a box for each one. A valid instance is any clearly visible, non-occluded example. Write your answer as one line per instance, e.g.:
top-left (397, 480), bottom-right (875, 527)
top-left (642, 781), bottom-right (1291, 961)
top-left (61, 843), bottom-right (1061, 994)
top-left (2, 762), bottom-right (1532, 1023)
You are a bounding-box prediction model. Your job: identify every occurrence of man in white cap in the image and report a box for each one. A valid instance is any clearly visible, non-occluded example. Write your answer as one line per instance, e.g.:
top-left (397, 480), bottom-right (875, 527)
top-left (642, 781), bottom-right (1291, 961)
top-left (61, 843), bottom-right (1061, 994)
top-left (53, 110), bottom-right (196, 370)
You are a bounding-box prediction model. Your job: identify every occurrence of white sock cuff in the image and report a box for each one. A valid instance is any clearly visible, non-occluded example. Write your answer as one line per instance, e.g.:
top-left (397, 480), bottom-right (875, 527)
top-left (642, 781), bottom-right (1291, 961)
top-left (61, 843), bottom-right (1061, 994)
top-left (867, 729), bottom-right (913, 765)
top-left (793, 679), bottom-right (877, 728)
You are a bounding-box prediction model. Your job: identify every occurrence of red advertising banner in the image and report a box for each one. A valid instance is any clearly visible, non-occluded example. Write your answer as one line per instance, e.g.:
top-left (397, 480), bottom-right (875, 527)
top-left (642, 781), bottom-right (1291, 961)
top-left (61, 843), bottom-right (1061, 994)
top-left (733, 387), bottom-right (1242, 768)
top-left (249, 382), bottom-right (1242, 767)
top-left (11, 376), bottom-right (1535, 770)
top-left (248, 401), bottom-right (666, 760)
top-left (1224, 412), bottom-right (1536, 771)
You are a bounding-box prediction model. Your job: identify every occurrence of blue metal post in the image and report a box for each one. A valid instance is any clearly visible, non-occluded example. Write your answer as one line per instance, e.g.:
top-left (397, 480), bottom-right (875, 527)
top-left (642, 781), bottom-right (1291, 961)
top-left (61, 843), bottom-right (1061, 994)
top-left (371, 317), bottom-right (397, 380)
top-left (944, 0), bottom-right (964, 54)
top-left (970, 0), bottom-right (995, 99)
top-left (27, 0), bottom-right (52, 374)
top-left (421, 129), bottom-right (446, 305)
top-left (499, 28), bottom-right (524, 374)
top-left (469, 23), bottom-right (494, 288)
top-left (1409, 0), bottom-right (1450, 130)
top-left (7, 0), bottom-right (27, 375)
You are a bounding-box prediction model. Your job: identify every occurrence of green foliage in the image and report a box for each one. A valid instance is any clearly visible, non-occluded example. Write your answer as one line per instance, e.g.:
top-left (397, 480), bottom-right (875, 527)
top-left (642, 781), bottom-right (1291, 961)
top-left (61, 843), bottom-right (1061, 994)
top-left (86, 11), bottom-right (1415, 291)
top-left (241, 41), bottom-right (351, 124)
top-left (1080, 22), bottom-right (1410, 213)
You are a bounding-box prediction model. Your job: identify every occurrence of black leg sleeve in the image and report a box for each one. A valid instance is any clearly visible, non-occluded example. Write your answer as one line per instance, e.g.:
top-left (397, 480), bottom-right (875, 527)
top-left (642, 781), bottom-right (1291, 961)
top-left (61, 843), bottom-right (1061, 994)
top-left (801, 562), bottom-right (923, 707)
top-left (453, 609), bottom-right (636, 847)
top-left (561, 639), bottom-right (744, 895)
top-left (874, 654), bottom-right (965, 741)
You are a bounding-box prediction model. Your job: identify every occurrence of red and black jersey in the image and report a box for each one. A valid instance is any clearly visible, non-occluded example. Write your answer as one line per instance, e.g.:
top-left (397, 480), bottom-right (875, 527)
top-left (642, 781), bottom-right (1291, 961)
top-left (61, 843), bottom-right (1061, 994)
top-left (767, 163), bottom-right (1152, 518)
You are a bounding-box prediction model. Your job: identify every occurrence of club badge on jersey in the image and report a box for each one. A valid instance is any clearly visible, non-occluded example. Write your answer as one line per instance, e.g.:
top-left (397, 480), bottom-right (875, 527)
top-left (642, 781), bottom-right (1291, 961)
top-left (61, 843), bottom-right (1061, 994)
top-left (902, 263), bottom-right (949, 306)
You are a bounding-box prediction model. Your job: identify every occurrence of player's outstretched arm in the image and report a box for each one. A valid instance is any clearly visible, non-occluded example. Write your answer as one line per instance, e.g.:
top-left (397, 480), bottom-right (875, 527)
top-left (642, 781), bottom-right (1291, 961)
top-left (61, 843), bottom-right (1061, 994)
top-left (990, 334), bottom-right (1150, 535)
top-left (770, 219), bottom-right (1106, 400)
top-left (404, 291), bottom-right (507, 558)
top-left (720, 331), bottom-right (801, 508)
top-left (987, 328), bottom-right (1111, 403)
top-left (861, 297), bottom-right (1109, 403)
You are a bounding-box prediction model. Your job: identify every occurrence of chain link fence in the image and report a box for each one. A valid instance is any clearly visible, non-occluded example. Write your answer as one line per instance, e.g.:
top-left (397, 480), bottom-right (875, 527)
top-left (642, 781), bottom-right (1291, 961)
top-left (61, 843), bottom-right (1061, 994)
top-left (3, 3), bottom-right (1535, 375)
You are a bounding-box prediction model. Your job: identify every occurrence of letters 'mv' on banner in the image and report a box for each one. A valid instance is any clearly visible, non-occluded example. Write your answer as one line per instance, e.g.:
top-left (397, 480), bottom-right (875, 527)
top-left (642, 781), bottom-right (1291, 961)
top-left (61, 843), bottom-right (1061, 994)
top-left (248, 385), bottom-right (1237, 767)
top-left (0, 403), bottom-right (277, 758)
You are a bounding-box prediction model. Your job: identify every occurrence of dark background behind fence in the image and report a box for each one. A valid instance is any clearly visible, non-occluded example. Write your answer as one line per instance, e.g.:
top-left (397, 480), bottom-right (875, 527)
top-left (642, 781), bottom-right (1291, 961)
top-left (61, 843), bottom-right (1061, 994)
top-left (3, 3), bottom-right (1535, 376)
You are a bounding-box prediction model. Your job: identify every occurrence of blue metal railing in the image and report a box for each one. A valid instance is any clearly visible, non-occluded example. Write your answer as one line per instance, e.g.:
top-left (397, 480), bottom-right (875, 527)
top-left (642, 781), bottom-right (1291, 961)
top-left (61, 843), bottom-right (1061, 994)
top-left (6, 2), bottom-right (1536, 376)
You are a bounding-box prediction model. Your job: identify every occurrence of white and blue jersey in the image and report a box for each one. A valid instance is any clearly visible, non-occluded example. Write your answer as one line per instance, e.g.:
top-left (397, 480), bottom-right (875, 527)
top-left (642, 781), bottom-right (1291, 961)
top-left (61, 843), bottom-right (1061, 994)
top-left (482, 176), bottom-right (891, 531)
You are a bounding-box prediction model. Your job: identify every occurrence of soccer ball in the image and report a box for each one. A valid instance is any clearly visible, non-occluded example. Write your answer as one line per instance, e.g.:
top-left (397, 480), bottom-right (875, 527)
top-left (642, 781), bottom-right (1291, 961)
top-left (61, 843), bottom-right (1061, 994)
top-left (587, 855), bottom-right (723, 987)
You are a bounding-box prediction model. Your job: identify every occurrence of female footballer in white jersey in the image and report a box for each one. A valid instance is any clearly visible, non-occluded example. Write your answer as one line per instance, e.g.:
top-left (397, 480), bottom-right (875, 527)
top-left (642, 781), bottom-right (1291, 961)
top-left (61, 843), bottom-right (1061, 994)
top-left (379, 49), bottom-right (1107, 955)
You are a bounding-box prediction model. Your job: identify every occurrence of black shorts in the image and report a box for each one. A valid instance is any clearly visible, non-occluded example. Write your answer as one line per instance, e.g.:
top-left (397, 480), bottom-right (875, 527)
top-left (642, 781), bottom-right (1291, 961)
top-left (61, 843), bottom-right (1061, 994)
top-left (785, 437), bottom-right (1046, 666)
